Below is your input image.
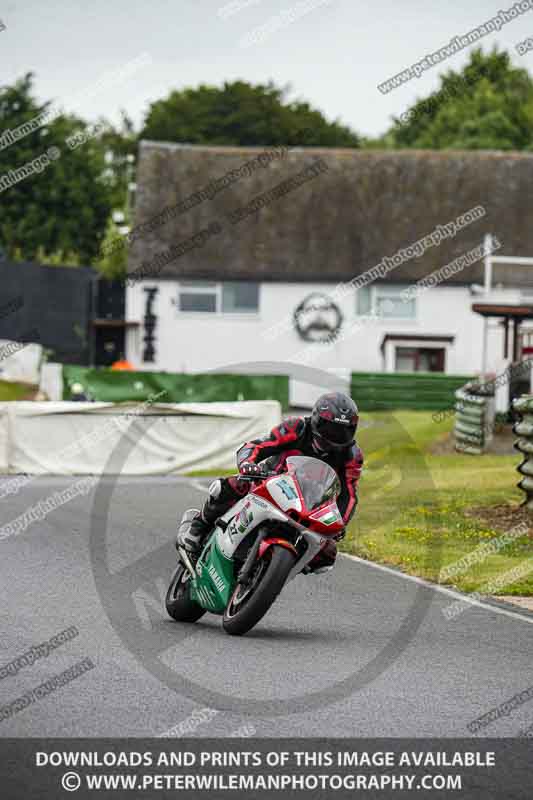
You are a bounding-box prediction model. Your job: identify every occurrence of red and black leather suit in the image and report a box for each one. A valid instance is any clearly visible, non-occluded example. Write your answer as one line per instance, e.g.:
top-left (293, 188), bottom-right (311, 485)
top-left (197, 416), bottom-right (364, 570)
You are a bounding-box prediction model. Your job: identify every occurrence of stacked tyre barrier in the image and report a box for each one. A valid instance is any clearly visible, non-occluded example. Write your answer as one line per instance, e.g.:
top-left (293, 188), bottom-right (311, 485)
top-left (513, 395), bottom-right (533, 510)
top-left (454, 383), bottom-right (495, 455)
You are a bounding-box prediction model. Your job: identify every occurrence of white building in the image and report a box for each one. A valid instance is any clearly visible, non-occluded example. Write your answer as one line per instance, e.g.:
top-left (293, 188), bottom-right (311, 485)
top-left (125, 143), bottom-right (533, 407)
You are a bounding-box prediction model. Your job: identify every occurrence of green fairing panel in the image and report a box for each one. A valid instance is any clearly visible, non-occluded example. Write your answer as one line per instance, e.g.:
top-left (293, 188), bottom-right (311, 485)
top-left (190, 538), bottom-right (236, 614)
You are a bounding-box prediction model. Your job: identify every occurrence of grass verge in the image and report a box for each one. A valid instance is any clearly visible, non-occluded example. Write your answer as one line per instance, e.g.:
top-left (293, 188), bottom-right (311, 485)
top-left (348, 411), bottom-right (532, 595)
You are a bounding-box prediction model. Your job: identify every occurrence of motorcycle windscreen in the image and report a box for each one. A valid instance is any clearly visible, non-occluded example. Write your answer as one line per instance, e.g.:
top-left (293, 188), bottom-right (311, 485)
top-left (285, 455), bottom-right (341, 510)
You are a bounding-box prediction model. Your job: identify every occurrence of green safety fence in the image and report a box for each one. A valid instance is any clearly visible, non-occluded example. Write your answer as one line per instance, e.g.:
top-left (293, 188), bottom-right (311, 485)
top-left (350, 372), bottom-right (472, 411)
top-left (62, 366), bottom-right (289, 409)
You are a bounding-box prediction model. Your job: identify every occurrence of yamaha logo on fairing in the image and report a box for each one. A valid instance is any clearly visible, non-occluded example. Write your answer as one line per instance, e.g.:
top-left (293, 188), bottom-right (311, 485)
top-left (208, 565), bottom-right (225, 592)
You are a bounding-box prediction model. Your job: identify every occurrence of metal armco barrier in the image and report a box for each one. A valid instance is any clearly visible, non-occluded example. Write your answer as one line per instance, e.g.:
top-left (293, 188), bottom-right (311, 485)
top-left (454, 383), bottom-right (495, 455)
top-left (513, 394), bottom-right (533, 509)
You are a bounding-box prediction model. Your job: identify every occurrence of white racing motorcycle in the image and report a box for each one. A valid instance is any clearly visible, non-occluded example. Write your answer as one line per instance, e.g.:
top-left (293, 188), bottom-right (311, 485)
top-left (166, 455), bottom-right (344, 636)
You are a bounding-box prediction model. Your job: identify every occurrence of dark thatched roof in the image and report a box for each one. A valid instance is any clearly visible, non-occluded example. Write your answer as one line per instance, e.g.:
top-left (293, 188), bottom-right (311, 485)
top-left (129, 141), bottom-right (533, 287)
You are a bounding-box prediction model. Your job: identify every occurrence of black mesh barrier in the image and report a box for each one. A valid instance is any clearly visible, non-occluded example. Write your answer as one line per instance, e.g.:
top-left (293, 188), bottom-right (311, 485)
top-left (0, 260), bottom-right (96, 365)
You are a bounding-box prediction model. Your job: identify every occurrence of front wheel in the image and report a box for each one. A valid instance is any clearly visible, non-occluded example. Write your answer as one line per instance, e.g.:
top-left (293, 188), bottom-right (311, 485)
top-left (223, 546), bottom-right (296, 636)
top-left (166, 562), bottom-right (206, 623)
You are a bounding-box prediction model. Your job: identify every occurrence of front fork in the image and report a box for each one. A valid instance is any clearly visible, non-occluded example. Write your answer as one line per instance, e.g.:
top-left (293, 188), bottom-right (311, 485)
top-left (236, 528), bottom-right (298, 587)
top-left (286, 531), bottom-right (325, 582)
top-left (238, 529), bottom-right (324, 587)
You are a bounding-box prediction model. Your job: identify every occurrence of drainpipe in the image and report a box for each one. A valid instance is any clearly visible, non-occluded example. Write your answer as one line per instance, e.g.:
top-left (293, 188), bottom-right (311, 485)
top-left (481, 233), bottom-right (493, 378)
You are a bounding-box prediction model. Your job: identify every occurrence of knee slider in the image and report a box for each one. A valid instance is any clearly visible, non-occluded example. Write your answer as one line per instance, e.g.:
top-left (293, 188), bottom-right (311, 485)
top-left (208, 478), bottom-right (237, 504)
top-left (208, 479), bottom-right (222, 499)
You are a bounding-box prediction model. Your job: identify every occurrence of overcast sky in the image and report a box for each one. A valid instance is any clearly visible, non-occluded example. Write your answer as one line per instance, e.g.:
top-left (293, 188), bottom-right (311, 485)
top-left (2, 0), bottom-right (533, 138)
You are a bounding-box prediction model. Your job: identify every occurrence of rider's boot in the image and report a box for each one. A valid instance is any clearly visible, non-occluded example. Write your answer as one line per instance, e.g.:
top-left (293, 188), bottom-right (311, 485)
top-left (176, 508), bottom-right (203, 554)
top-left (176, 479), bottom-right (236, 556)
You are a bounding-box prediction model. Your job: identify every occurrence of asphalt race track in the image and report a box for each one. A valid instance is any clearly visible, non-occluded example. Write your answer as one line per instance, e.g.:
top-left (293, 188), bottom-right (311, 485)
top-left (1, 476), bottom-right (533, 738)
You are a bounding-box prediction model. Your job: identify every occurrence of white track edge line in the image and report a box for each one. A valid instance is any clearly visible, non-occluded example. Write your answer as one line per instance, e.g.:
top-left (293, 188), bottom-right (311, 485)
top-left (341, 553), bottom-right (533, 626)
top-left (183, 477), bottom-right (210, 493)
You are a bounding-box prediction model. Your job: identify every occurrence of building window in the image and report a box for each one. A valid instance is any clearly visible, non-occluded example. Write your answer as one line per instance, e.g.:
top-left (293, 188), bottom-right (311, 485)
top-left (356, 285), bottom-right (416, 319)
top-left (178, 282), bottom-right (218, 313)
top-left (356, 286), bottom-right (372, 315)
top-left (178, 281), bottom-right (259, 314)
top-left (395, 347), bottom-right (445, 372)
top-left (222, 282), bottom-right (259, 313)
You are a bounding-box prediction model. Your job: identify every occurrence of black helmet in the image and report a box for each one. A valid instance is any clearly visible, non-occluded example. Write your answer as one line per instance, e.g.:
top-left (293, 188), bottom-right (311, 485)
top-left (310, 392), bottom-right (359, 452)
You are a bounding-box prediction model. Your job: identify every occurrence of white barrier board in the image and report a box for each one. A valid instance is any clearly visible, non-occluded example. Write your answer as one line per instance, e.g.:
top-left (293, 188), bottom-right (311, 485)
top-left (0, 341), bottom-right (42, 385)
top-left (0, 401), bottom-right (281, 475)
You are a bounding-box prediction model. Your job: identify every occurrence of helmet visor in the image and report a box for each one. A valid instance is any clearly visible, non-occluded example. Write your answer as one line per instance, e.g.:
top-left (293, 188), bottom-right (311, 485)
top-left (314, 417), bottom-right (356, 449)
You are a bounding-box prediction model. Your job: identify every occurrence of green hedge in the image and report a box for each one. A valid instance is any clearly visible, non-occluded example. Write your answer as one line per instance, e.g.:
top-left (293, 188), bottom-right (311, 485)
top-left (0, 380), bottom-right (33, 401)
top-left (350, 372), bottom-right (471, 411)
top-left (62, 366), bottom-right (289, 409)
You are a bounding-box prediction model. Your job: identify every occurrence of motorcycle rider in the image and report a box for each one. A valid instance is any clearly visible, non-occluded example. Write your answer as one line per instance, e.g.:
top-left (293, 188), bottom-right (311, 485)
top-left (178, 392), bottom-right (363, 573)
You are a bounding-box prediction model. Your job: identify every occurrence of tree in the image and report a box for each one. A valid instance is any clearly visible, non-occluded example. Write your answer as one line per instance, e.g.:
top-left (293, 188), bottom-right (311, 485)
top-left (96, 214), bottom-right (128, 278)
top-left (388, 48), bottom-right (533, 150)
top-left (141, 80), bottom-right (360, 147)
top-left (99, 111), bottom-right (137, 211)
top-left (0, 73), bottom-right (113, 263)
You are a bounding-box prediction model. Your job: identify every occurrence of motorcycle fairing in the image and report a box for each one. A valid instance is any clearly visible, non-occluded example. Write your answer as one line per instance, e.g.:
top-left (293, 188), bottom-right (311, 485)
top-left (265, 474), bottom-right (302, 512)
top-left (216, 494), bottom-right (288, 560)
top-left (190, 538), bottom-right (235, 614)
top-left (188, 494), bottom-right (288, 613)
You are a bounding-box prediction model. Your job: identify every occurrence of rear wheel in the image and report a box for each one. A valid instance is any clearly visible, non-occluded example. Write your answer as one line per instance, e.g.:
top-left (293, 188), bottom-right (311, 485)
top-left (165, 562), bottom-right (206, 623)
top-left (222, 546), bottom-right (296, 636)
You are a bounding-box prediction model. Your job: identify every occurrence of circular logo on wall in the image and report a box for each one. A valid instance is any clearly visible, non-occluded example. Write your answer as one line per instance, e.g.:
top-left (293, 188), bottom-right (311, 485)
top-left (293, 293), bottom-right (343, 343)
